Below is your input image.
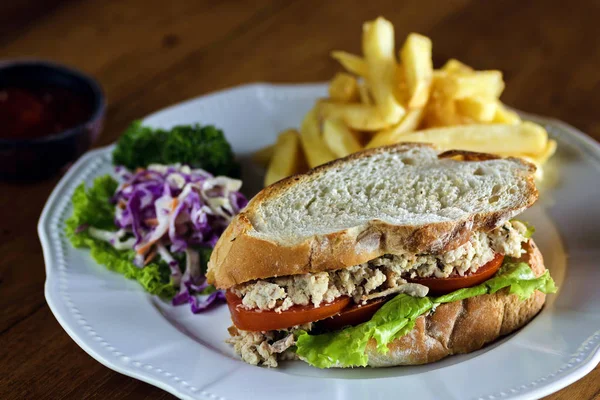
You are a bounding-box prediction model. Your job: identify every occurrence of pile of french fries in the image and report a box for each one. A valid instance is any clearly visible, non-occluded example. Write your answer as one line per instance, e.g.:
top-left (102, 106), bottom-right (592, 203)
top-left (257, 17), bottom-right (556, 186)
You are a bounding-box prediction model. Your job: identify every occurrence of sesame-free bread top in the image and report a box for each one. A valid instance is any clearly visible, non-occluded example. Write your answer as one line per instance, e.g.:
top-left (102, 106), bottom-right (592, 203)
top-left (207, 144), bottom-right (538, 288)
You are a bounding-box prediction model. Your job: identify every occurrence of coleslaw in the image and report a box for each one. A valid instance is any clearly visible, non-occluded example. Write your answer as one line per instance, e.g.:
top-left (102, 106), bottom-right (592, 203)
top-left (73, 164), bottom-right (247, 312)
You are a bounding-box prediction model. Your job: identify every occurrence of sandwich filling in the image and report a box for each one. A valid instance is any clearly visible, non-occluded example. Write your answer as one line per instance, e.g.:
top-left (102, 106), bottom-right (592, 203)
top-left (233, 221), bottom-right (529, 312)
top-left (228, 220), bottom-right (532, 367)
top-left (226, 326), bottom-right (303, 368)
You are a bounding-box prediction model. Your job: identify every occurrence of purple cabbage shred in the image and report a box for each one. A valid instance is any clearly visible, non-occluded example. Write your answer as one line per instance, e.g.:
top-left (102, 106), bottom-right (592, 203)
top-left (189, 290), bottom-right (226, 314)
top-left (109, 164), bottom-right (247, 313)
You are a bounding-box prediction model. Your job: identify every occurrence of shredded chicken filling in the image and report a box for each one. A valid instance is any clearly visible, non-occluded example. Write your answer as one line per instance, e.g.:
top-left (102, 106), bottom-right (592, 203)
top-left (233, 221), bottom-right (528, 312)
top-left (226, 325), bottom-right (306, 367)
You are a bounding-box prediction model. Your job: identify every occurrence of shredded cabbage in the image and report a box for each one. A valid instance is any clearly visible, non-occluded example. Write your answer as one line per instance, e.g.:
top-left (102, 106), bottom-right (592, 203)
top-left (66, 165), bottom-right (247, 313)
top-left (66, 176), bottom-right (176, 298)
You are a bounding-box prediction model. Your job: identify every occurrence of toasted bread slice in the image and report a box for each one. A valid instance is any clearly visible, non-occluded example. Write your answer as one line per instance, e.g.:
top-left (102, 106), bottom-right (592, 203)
top-left (208, 144), bottom-right (538, 288)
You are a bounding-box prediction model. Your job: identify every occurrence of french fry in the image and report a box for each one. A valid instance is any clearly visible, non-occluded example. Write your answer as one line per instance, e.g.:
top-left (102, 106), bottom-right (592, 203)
top-left (442, 59), bottom-right (473, 74)
top-left (331, 51), bottom-right (368, 77)
top-left (516, 156), bottom-right (543, 180)
top-left (437, 70), bottom-right (505, 99)
top-left (455, 96), bottom-right (498, 122)
top-left (366, 108), bottom-right (425, 148)
top-left (264, 130), bottom-right (306, 186)
top-left (318, 101), bottom-right (390, 131)
top-left (394, 64), bottom-right (410, 105)
top-left (328, 72), bottom-right (360, 102)
top-left (299, 108), bottom-right (337, 168)
top-left (252, 144), bottom-right (274, 168)
top-left (519, 139), bottom-right (557, 180)
top-left (532, 139), bottom-right (557, 164)
top-left (423, 94), bottom-right (464, 127)
top-left (362, 17), bottom-right (405, 124)
top-left (400, 33), bottom-right (433, 109)
top-left (493, 103), bottom-right (522, 124)
top-left (393, 122), bottom-right (548, 155)
top-left (501, 139), bottom-right (557, 164)
top-left (357, 82), bottom-right (373, 105)
top-left (261, 21), bottom-right (557, 188)
top-left (432, 69), bottom-right (449, 81)
top-left (323, 119), bottom-right (363, 157)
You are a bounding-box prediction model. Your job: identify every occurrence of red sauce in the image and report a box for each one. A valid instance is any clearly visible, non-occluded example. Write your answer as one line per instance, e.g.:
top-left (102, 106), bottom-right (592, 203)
top-left (0, 86), bottom-right (93, 140)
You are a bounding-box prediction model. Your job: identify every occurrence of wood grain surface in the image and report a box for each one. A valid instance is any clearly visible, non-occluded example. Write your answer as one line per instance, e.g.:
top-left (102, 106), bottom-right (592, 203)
top-left (1, 0), bottom-right (599, 399)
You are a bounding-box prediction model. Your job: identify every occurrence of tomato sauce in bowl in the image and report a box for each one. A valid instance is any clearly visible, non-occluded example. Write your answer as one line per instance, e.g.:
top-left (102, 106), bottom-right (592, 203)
top-left (0, 86), bottom-right (94, 140)
top-left (0, 61), bottom-right (105, 181)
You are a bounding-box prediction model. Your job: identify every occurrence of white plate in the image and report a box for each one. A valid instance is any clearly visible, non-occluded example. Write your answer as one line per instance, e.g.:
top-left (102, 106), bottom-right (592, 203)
top-left (40, 83), bottom-right (600, 400)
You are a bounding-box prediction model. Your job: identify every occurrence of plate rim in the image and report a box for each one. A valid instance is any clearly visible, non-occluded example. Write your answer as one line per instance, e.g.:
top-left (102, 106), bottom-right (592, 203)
top-left (39, 148), bottom-right (200, 400)
top-left (39, 82), bottom-right (600, 400)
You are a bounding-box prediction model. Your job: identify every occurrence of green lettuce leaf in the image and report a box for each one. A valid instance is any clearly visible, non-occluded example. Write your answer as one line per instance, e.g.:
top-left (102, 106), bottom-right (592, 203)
top-left (295, 260), bottom-right (557, 368)
top-left (66, 175), bottom-right (118, 240)
top-left (431, 285), bottom-right (488, 304)
top-left (484, 261), bottom-right (556, 300)
top-left (65, 175), bottom-right (176, 298)
top-left (295, 295), bottom-right (434, 368)
top-left (434, 262), bottom-right (556, 303)
top-left (89, 241), bottom-right (176, 298)
top-left (371, 295), bottom-right (434, 352)
top-left (295, 323), bottom-right (374, 368)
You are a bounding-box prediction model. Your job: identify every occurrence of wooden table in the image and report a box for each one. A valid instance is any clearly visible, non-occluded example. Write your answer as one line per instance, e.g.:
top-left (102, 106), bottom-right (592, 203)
top-left (1, 1), bottom-right (599, 398)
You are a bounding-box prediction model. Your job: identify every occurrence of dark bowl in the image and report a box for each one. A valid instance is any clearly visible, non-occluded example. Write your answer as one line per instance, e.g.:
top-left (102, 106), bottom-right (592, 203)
top-left (0, 60), bottom-right (105, 181)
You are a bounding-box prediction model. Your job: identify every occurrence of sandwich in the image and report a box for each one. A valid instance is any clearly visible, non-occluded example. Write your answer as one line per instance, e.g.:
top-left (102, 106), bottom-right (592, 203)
top-left (207, 143), bottom-right (557, 368)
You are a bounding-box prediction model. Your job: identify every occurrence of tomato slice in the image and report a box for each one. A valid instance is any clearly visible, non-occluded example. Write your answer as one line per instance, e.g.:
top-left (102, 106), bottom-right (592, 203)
top-left (225, 291), bottom-right (351, 331)
top-left (408, 253), bottom-right (504, 295)
top-left (316, 297), bottom-right (388, 332)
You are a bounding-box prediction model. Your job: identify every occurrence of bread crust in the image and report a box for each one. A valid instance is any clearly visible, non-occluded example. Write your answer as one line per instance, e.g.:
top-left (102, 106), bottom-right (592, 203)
top-left (365, 240), bottom-right (547, 367)
top-left (207, 144), bottom-right (538, 288)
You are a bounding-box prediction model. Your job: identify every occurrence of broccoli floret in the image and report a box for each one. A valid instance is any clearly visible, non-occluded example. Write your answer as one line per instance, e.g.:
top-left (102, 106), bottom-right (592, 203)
top-left (162, 125), bottom-right (239, 177)
top-left (112, 121), bottom-right (240, 177)
top-left (112, 121), bottom-right (166, 170)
